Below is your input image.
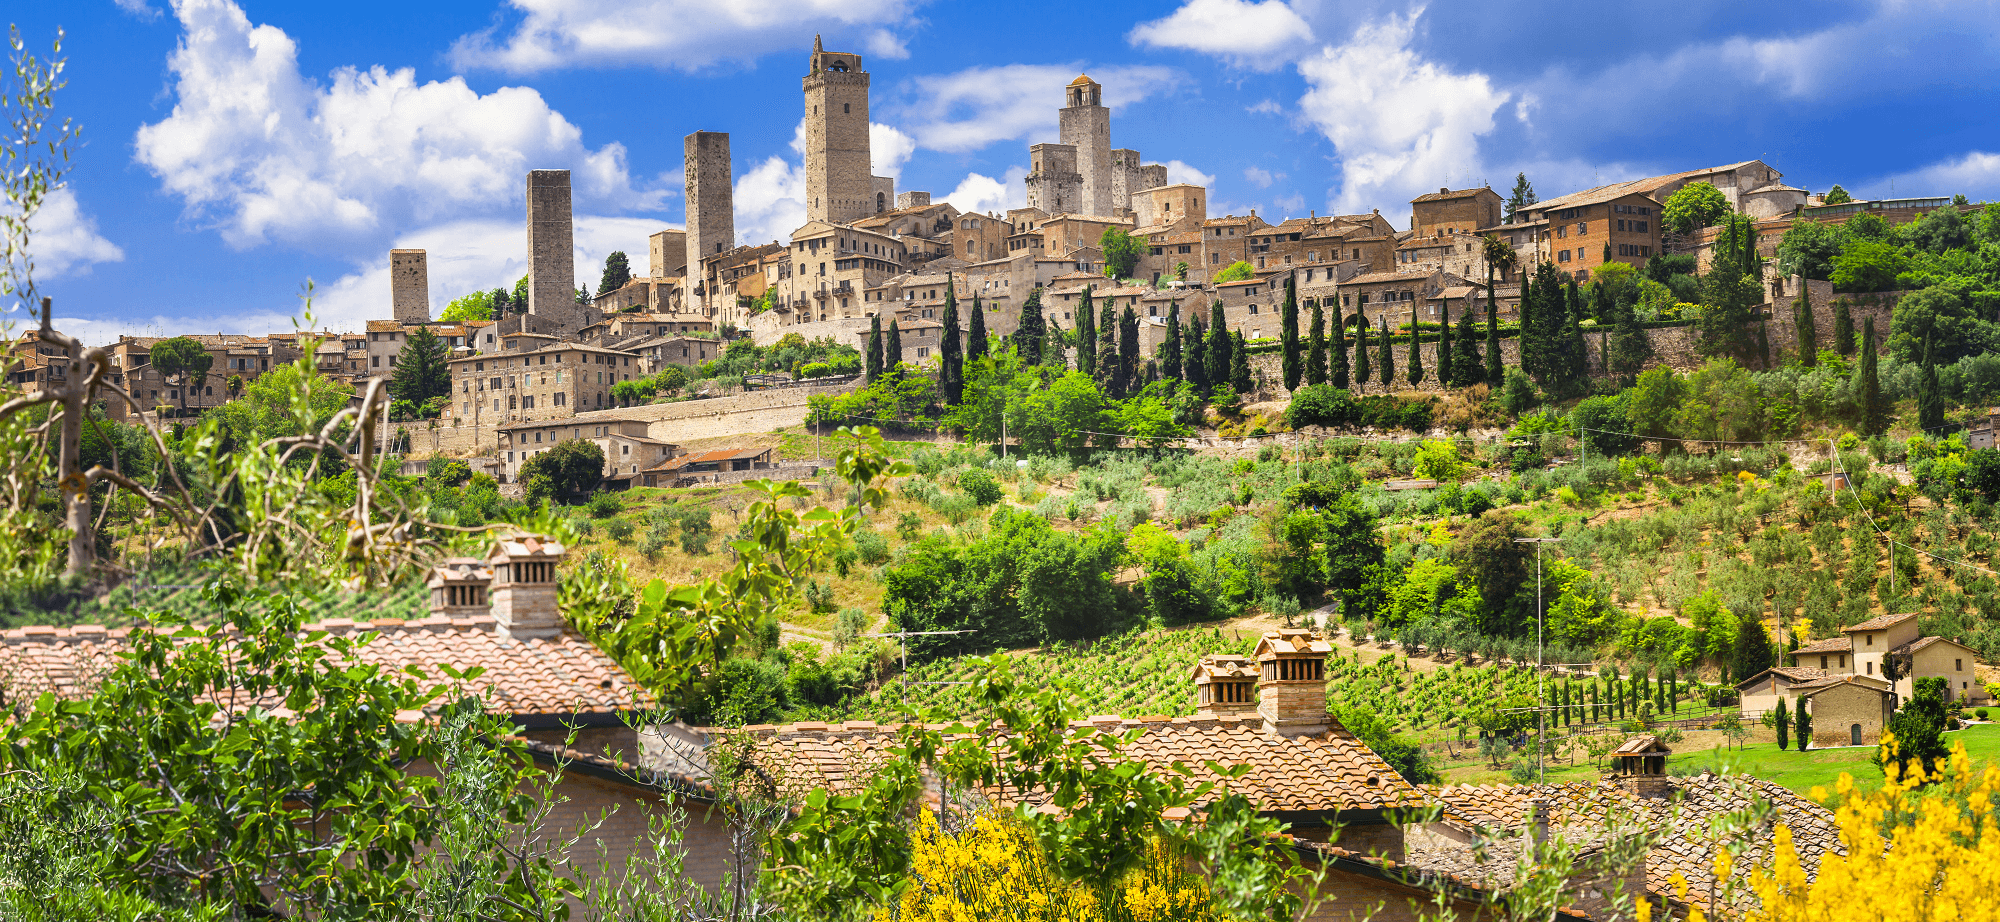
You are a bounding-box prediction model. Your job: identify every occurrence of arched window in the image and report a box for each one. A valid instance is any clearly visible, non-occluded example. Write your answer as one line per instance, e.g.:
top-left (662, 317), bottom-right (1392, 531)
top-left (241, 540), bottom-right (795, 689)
top-left (877, 192), bottom-right (886, 212)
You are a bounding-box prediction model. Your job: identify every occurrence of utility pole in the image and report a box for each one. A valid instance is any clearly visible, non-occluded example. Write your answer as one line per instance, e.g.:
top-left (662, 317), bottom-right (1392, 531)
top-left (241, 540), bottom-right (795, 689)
top-left (1515, 536), bottom-right (1561, 782)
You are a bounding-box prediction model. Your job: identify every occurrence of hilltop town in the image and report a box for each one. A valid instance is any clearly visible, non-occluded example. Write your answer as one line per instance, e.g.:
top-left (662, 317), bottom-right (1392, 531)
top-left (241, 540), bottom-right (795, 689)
top-left (7, 27), bottom-right (2000, 922)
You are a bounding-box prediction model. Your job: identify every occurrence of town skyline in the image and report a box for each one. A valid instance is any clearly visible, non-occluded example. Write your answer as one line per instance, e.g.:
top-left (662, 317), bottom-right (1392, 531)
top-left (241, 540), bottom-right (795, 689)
top-left (13, 0), bottom-right (2000, 344)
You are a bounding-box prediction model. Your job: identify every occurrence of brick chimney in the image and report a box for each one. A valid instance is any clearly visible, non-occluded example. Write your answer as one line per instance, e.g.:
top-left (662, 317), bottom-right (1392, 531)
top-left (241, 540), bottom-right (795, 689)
top-left (1192, 654), bottom-right (1259, 719)
top-left (487, 534), bottom-right (567, 641)
top-left (1254, 628), bottom-right (1331, 736)
top-left (426, 557), bottom-right (492, 618)
top-left (1609, 735), bottom-right (1672, 798)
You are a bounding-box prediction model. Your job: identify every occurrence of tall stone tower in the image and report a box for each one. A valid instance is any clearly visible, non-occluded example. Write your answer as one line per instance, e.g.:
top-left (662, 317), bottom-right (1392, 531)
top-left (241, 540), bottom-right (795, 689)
top-left (1025, 143), bottom-right (1082, 215)
top-left (684, 131), bottom-right (734, 313)
top-left (389, 249), bottom-right (430, 323)
top-left (803, 35), bottom-right (873, 226)
top-left (526, 170), bottom-right (580, 331)
top-left (1060, 75), bottom-right (1112, 217)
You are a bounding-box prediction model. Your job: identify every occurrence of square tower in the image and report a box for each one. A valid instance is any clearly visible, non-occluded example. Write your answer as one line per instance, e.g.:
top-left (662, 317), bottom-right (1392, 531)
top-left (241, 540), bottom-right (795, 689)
top-left (683, 132), bottom-right (733, 286)
top-left (488, 534), bottom-right (567, 641)
top-left (526, 170), bottom-right (581, 332)
top-left (389, 249), bottom-right (430, 323)
top-left (1025, 143), bottom-right (1082, 215)
top-left (1059, 75), bottom-right (1113, 218)
top-left (803, 35), bottom-right (873, 226)
top-left (649, 229), bottom-right (687, 278)
top-left (871, 175), bottom-right (895, 215)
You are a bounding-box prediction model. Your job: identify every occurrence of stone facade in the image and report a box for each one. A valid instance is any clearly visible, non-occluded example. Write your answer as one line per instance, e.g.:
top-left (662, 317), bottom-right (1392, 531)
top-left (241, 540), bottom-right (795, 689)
top-left (447, 340), bottom-right (642, 436)
top-left (684, 131), bottom-right (734, 317)
top-left (488, 535), bottom-right (566, 641)
top-left (390, 249), bottom-right (430, 324)
top-left (1132, 183), bottom-right (1206, 229)
top-left (649, 229), bottom-right (688, 279)
top-left (1060, 76), bottom-right (1113, 218)
top-left (1805, 679), bottom-right (1892, 748)
top-left (527, 170), bottom-right (582, 332)
top-left (1409, 187), bottom-right (1503, 236)
top-left (896, 190), bottom-right (931, 210)
top-left (870, 175), bottom-right (895, 215)
top-left (1025, 143), bottom-right (1083, 215)
top-left (802, 37), bottom-right (873, 226)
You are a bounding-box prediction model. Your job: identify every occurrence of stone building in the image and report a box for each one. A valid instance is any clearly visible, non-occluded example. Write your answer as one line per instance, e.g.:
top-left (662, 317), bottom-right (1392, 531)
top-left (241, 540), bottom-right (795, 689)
top-left (1784, 610), bottom-right (1986, 705)
top-left (1060, 75), bottom-right (1113, 217)
top-left (951, 211), bottom-right (1011, 263)
top-left (802, 36), bottom-right (882, 226)
top-left (526, 169), bottom-right (584, 333)
top-left (1130, 182), bottom-right (1207, 232)
top-left (390, 249), bottom-right (431, 323)
top-left (1025, 143), bottom-right (1084, 215)
top-left (773, 221), bottom-right (912, 321)
top-left (684, 131), bottom-right (734, 307)
top-left (361, 320), bottom-right (486, 386)
top-left (629, 335), bottom-right (721, 373)
top-left (649, 229), bottom-right (688, 279)
top-left (1801, 676), bottom-right (1895, 748)
top-left (1410, 187), bottom-right (1503, 236)
top-left (1631, 160), bottom-right (1807, 221)
top-left (446, 341), bottom-right (642, 433)
top-left (1516, 183), bottom-right (1664, 283)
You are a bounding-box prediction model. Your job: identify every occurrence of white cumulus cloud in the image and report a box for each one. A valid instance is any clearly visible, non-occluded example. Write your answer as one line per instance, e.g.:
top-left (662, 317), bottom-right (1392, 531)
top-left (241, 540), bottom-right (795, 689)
top-left (734, 157), bottom-right (808, 247)
top-left (1243, 166), bottom-right (1281, 188)
top-left (1860, 151), bottom-right (2000, 202)
top-left (449, 0), bottom-right (921, 73)
top-left (1296, 7), bottom-right (1508, 223)
top-left (1164, 160), bottom-right (1216, 188)
top-left (889, 64), bottom-right (1181, 154)
top-left (1128, 0), bottom-right (1315, 69)
top-left (135, 0), bottom-right (657, 255)
top-left (21, 187), bottom-right (124, 281)
top-left (940, 168), bottom-right (1028, 216)
top-left (871, 123), bottom-right (918, 179)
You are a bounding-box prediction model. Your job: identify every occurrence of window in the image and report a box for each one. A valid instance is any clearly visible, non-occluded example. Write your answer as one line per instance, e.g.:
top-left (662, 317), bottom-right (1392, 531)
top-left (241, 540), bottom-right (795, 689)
top-left (1821, 655), bottom-right (1828, 669)
top-left (1867, 635), bottom-right (1873, 646)
top-left (1958, 659), bottom-right (1964, 671)
top-left (1576, 222), bottom-right (1587, 234)
top-left (1867, 661), bottom-right (1874, 674)
top-left (1840, 655), bottom-right (1847, 668)
top-left (1556, 225), bottom-right (1567, 239)
top-left (1557, 249), bottom-right (1571, 263)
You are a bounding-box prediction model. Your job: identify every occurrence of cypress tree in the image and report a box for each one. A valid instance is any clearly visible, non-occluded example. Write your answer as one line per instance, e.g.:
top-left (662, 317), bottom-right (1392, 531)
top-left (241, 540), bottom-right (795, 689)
top-left (1017, 288), bottom-right (1046, 365)
top-left (1230, 331), bottom-right (1252, 394)
top-left (885, 320), bottom-right (904, 371)
top-left (1163, 300), bottom-right (1183, 382)
top-left (866, 315), bottom-right (884, 382)
top-left (1833, 297), bottom-right (1855, 357)
top-left (1186, 314), bottom-right (1211, 394)
top-left (1437, 297), bottom-right (1453, 388)
top-left (1207, 301), bottom-right (1232, 394)
top-left (1518, 270), bottom-right (1536, 380)
top-left (1281, 275), bottom-right (1302, 390)
top-left (1453, 299), bottom-right (1483, 387)
top-left (1562, 281), bottom-right (1588, 397)
top-left (1120, 306), bottom-right (1140, 391)
top-left (1331, 306), bottom-right (1351, 389)
top-left (1095, 302), bottom-right (1121, 396)
top-left (1918, 328), bottom-right (1944, 432)
top-left (1775, 698), bottom-right (1790, 750)
top-left (1485, 283), bottom-right (1503, 386)
top-left (1858, 315), bottom-right (1887, 436)
top-left (1306, 302), bottom-right (1328, 386)
top-left (1796, 703), bottom-right (1812, 751)
top-left (1354, 308), bottom-right (1371, 391)
top-left (968, 295), bottom-right (989, 361)
top-left (1378, 317), bottom-right (1394, 390)
top-left (941, 277), bottom-right (964, 404)
top-left (1407, 311), bottom-right (1424, 387)
top-left (1794, 289), bottom-right (1818, 368)
top-left (1077, 285), bottom-right (1097, 376)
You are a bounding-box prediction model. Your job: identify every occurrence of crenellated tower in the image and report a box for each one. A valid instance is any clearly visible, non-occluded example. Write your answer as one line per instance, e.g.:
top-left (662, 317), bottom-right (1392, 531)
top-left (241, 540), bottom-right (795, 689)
top-left (803, 35), bottom-right (873, 226)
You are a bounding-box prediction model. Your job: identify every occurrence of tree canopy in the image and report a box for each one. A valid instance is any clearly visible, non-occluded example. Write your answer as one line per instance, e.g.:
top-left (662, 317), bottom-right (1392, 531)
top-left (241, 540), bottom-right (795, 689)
top-left (1098, 226), bottom-right (1147, 279)
top-left (1662, 181), bottom-right (1731, 238)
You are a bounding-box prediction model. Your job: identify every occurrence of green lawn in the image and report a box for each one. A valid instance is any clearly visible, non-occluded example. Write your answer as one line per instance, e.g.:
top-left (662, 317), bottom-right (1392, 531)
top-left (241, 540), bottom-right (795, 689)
top-left (1536, 723), bottom-right (2000, 800)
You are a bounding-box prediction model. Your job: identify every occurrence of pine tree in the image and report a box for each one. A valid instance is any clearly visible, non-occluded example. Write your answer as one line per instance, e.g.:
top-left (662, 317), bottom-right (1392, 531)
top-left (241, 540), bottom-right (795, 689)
top-left (1353, 308), bottom-right (1371, 391)
top-left (1207, 301), bottom-right (1231, 394)
top-left (1378, 317), bottom-right (1394, 389)
top-left (1017, 289), bottom-right (1047, 365)
top-left (941, 277), bottom-right (964, 404)
top-left (1120, 306), bottom-right (1141, 395)
top-left (1918, 328), bottom-right (1945, 432)
top-left (597, 250), bottom-right (632, 296)
top-left (968, 295), bottom-right (989, 362)
top-left (866, 315), bottom-right (884, 382)
top-left (1331, 307), bottom-right (1351, 389)
top-left (1794, 289), bottom-right (1818, 367)
top-left (1280, 275), bottom-right (1302, 390)
top-left (1858, 316), bottom-right (1887, 436)
top-left (1163, 300), bottom-right (1183, 382)
top-left (1407, 313), bottom-right (1424, 388)
top-left (1832, 298), bottom-right (1855, 357)
top-left (1453, 299), bottom-right (1483, 387)
top-left (1186, 314), bottom-right (1211, 394)
top-left (1306, 301), bottom-right (1328, 387)
top-left (1230, 331), bottom-right (1252, 394)
top-left (1504, 172), bottom-right (1537, 225)
top-left (1095, 302), bottom-right (1121, 397)
top-left (1077, 285), bottom-right (1097, 376)
top-left (1437, 297), bottom-right (1453, 388)
top-left (1485, 284), bottom-right (1502, 386)
top-left (885, 320), bottom-right (904, 371)
top-left (388, 325), bottom-right (451, 407)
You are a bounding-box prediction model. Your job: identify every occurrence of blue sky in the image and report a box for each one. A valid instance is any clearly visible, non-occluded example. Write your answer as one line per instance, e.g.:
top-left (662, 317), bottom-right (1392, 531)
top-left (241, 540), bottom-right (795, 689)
top-left (12, 0), bottom-right (2000, 343)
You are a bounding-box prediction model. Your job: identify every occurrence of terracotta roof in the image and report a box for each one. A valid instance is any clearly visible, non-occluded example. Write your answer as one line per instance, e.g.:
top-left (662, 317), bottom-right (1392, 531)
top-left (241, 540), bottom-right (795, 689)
top-left (0, 613), bottom-right (644, 718)
top-left (1410, 187), bottom-right (1494, 203)
top-left (1523, 180), bottom-right (1660, 215)
top-left (1421, 774), bottom-right (1847, 910)
top-left (1624, 161), bottom-right (1762, 196)
top-left (1791, 637), bottom-right (1852, 655)
top-left (1892, 635), bottom-right (1977, 656)
top-left (645, 447), bottom-right (770, 472)
top-left (1341, 269), bottom-right (1437, 287)
top-left (1841, 611), bottom-right (1917, 633)
top-left (1069, 73), bottom-right (1095, 87)
top-left (1734, 666), bottom-right (1829, 689)
top-left (1797, 674), bottom-right (1891, 696)
top-left (733, 716), bottom-right (1418, 815)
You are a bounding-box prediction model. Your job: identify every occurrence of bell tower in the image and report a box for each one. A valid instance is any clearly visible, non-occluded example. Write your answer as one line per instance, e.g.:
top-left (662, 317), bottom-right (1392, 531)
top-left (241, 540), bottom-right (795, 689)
top-left (803, 35), bottom-right (873, 226)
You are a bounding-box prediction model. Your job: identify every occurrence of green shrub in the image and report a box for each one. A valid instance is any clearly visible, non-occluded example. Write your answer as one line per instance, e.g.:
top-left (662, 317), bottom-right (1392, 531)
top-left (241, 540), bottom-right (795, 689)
top-left (853, 529), bottom-right (891, 565)
top-left (584, 491), bottom-right (623, 519)
top-left (799, 362), bottom-right (832, 379)
top-left (604, 519), bottom-right (635, 542)
top-left (958, 468), bottom-right (1002, 506)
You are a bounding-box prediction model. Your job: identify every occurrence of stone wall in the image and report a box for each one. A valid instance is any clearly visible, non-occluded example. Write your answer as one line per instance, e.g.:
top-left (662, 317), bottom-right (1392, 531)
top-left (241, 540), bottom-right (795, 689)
top-left (390, 249), bottom-right (430, 323)
top-left (527, 170), bottom-right (581, 332)
top-left (417, 380), bottom-right (854, 458)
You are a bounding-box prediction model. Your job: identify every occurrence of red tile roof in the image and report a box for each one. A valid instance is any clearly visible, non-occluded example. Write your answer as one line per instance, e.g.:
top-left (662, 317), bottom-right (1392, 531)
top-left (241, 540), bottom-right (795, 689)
top-left (1841, 610), bottom-right (1917, 633)
top-left (0, 615), bottom-right (644, 718)
top-left (1791, 637), bottom-right (1852, 655)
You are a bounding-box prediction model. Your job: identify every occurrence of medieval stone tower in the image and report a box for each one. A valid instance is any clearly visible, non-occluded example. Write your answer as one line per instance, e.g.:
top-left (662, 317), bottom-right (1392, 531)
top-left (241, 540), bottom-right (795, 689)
top-left (1060, 75), bottom-right (1112, 217)
top-left (803, 35), bottom-right (873, 225)
top-left (389, 249), bottom-right (429, 323)
top-left (684, 131), bottom-right (734, 303)
top-left (1025, 143), bottom-right (1082, 214)
top-left (526, 169), bottom-right (580, 331)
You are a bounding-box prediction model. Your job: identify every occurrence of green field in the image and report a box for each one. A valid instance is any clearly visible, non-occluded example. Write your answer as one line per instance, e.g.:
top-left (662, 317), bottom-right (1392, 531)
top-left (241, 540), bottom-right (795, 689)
top-left (1534, 723), bottom-right (2000, 799)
